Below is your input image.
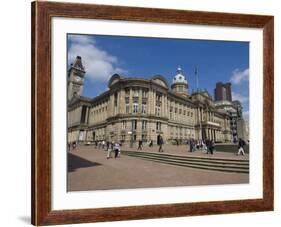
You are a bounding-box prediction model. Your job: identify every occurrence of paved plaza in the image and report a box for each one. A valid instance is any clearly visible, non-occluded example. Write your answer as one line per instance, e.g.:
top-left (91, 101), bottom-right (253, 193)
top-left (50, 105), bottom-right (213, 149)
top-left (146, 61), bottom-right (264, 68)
top-left (67, 144), bottom-right (249, 191)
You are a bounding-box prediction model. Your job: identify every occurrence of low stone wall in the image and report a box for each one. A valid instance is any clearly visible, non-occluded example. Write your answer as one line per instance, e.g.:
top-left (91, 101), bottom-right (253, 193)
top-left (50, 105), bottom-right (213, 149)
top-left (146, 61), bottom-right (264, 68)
top-left (215, 144), bottom-right (249, 154)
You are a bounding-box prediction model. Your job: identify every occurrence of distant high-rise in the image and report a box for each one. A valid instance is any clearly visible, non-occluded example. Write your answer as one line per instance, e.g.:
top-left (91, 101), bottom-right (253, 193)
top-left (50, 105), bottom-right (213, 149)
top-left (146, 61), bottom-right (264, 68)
top-left (214, 82), bottom-right (232, 101)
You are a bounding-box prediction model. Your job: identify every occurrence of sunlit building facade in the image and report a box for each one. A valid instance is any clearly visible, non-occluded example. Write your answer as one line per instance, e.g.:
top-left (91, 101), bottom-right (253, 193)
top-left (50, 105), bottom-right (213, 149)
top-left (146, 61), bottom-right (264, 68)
top-left (67, 56), bottom-right (232, 144)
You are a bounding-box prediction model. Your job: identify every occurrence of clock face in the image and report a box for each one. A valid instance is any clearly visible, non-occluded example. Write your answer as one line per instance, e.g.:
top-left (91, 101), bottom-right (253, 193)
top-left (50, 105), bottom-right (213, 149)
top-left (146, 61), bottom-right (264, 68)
top-left (74, 76), bottom-right (81, 82)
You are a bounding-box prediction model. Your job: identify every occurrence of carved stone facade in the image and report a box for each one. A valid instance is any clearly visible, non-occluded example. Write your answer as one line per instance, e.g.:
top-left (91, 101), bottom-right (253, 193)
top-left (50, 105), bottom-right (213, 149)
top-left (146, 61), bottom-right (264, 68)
top-left (67, 62), bottom-right (232, 144)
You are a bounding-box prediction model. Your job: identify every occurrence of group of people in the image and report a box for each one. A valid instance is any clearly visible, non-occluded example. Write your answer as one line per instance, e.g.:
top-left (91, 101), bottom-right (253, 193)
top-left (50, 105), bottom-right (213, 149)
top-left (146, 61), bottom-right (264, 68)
top-left (93, 140), bottom-right (122, 159)
top-left (137, 140), bottom-right (155, 150)
top-left (89, 136), bottom-right (247, 158)
top-left (106, 141), bottom-right (122, 159)
top-left (188, 138), bottom-right (247, 156)
top-left (68, 141), bottom-right (77, 152)
top-left (188, 139), bottom-right (215, 154)
top-left (93, 140), bottom-right (107, 150)
top-left (137, 135), bottom-right (164, 152)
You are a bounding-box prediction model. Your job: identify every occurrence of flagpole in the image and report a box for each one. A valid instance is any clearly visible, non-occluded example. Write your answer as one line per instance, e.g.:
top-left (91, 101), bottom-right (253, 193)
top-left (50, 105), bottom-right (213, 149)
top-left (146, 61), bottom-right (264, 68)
top-left (195, 66), bottom-right (199, 91)
top-left (195, 66), bottom-right (202, 140)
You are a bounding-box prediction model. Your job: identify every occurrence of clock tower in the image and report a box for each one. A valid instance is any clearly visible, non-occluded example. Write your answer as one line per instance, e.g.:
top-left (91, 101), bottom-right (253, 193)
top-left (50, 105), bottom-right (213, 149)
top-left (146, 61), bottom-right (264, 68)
top-left (67, 56), bottom-right (86, 101)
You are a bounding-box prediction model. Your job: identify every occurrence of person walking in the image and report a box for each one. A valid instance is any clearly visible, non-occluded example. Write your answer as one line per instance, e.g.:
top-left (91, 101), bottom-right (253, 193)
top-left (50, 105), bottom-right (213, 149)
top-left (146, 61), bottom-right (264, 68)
top-left (237, 138), bottom-right (246, 155)
top-left (102, 140), bottom-right (105, 150)
top-left (72, 141), bottom-right (76, 150)
top-left (189, 139), bottom-right (194, 152)
top-left (106, 141), bottom-right (110, 151)
top-left (137, 140), bottom-right (143, 150)
top-left (114, 142), bottom-right (121, 158)
top-left (202, 140), bottom-right (207, 153)
top-left (209, 140), bottom-right (215, 155)
top-left (106, 142), bottom-right (113, 159)
top-left (149, 140), bottom-right (153, 147)
top-left (158, 135), bottom-right (164, 152)
top-left (206, 139), bottom-right (214, 155)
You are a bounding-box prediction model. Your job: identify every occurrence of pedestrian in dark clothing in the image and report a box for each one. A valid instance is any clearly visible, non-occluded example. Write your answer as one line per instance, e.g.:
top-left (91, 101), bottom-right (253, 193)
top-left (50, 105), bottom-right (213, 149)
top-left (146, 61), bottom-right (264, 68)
top-left (149, 140), bottom-right (153, 147)
top-left (189, 139), bottom-right (194, 152)
top-left (72, 141), bottom-right (76, 150)
top-left (207, 140), bottom-right (214, 155)
top-left (209, 140), bottom-right (215, 154)
top-left (114, 142), bottom-right (121, 158)
top-left (137, 140), bottom-right (143, 150)
top-left (237, 138), bottom-right (246, 155)
top-left (158, 136), bottom-right (164, 152)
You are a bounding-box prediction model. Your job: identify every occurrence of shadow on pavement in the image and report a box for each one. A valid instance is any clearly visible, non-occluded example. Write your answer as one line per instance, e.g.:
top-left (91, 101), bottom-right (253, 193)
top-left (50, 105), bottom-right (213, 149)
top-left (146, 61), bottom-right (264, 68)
top-left (68, 153), bottom-right (102, 172)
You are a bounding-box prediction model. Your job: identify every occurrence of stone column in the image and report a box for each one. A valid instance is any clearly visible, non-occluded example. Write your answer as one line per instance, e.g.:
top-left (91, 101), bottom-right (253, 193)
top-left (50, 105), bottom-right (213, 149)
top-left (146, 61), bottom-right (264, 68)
top-left (129, 88), bottom-right (133, 114)
top-left (153, 90), bottom-right (156, 115)
top-left (147, 89), bottom-right (152, 114)
top-left (119, 89), bottom-right (125, 114)
top-left (214, 129), bottom-right (216, 142)
top-left (160, 95), bottom-right (164, 117)
top-left (139, 88), bottom-right (142, 114)
top-left (164, 95), bottom-right (168, 118)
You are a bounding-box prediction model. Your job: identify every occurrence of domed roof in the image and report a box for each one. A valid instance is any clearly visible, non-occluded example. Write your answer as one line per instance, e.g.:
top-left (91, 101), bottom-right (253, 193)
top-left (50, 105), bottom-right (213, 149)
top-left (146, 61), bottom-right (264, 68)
top-left (173, 66), bottom-right (187, 84)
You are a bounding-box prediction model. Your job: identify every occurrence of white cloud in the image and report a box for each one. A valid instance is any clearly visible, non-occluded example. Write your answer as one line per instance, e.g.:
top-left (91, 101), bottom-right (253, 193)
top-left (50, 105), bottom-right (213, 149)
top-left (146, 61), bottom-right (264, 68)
top-left (230, 68), bottom-right (249, 85)
top-left (68, 35), bottom-right (127, 82)
top-left (232, 91), bottom-right (248, 103)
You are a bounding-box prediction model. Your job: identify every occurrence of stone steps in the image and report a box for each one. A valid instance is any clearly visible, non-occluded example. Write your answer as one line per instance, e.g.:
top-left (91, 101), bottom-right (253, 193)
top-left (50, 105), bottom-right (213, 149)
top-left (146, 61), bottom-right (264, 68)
top-left (122, 150), bottom-right (249, 174)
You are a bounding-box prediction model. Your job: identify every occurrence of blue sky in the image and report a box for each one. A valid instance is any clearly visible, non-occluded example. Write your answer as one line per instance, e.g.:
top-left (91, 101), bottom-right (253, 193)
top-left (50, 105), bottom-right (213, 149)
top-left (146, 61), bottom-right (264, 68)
top-left (67, 34), bottom-right (249, 118)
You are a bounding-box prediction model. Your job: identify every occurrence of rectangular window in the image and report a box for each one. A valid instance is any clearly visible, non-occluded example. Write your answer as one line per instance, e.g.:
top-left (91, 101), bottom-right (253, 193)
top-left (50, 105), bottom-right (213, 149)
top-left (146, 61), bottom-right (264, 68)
top-left (133, 103), bottom-right (138, 113)
top-left (142, 120), bottom-right (147, 130)
top-left (142, 134), bottom-right (147, 141)
top-left (114, 93), bottom-right (118, 107)
top-left (125, 89), bottom-right (130, 97)
top-left (126, 104), bottom-right (130, 113)
top-left (132, 120), bottom-right (137, 131)
top-left (142, 90), bottom-right (147, 98)
top-left (156, 122), bottom-right (162, 131)
top-left (133, 89), bottom-right (139, 97)
top-left (155, 107), bottom-right (160, 116)
top-left (156, 93), bottom-right (162, 106)
top-left (141, 104), bottom-right (147, 114)
top-left (122, 120), bottom-right (126, 129)
top-left (80, 106), bottom-right (87, 123)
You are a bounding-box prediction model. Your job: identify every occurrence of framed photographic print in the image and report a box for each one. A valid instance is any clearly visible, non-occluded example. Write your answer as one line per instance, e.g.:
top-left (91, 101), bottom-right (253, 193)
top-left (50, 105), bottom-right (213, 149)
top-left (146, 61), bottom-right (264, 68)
top-left (31, 1), bottom-right (274, 226)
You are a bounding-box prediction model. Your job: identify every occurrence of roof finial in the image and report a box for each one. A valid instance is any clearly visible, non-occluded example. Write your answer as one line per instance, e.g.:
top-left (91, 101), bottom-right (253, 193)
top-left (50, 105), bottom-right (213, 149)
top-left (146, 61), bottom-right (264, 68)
top-left (177, 65), bottom-right (182, 74)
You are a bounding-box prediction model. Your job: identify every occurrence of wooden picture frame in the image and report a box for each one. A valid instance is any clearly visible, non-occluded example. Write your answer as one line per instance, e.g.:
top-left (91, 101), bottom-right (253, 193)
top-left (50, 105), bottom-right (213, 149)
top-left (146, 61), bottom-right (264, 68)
top-left (31, 1), bottom-right (274, 226)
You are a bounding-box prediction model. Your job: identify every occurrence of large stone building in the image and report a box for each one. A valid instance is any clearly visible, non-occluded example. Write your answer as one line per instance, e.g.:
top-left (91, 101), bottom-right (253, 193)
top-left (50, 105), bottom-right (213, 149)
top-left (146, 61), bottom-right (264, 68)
top-left (67, 56), bottom-right (232, 144)
top-left (214, 84), bottom-right (248, 142)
